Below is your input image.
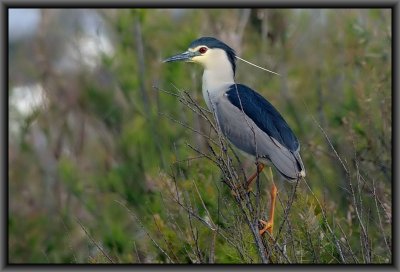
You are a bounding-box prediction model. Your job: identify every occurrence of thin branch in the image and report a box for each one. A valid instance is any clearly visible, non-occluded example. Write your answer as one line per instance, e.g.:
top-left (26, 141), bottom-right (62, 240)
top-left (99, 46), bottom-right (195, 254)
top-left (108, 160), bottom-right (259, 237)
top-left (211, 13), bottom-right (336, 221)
top-left (336, 222), bottom-right (359, 263)
top-left (303, 179), bottom-right (346, 263)
top-left (275, 178), bottom-right (300, 240)
top-left (114, 200), bottom-right (174, 263)
top-left (372, 178), bottom-right (391, 254)
top-left (159, 112), bottom-right (219, 146)
top-left (133, 241), bottom-right (141, 263)
top-left (186, 193), bottom-right (203, 263)
top-left (75, 218), bottom-right (114, 263)
top-left (310, 115), bottom-right (349, 174)
top-left (152, 213), bottom-right (179, 262)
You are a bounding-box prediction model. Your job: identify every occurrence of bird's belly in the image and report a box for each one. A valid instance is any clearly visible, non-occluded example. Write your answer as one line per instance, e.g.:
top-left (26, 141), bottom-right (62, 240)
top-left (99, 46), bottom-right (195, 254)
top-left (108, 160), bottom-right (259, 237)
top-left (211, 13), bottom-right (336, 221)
top-left (215, 97), bottom-right (264, 157)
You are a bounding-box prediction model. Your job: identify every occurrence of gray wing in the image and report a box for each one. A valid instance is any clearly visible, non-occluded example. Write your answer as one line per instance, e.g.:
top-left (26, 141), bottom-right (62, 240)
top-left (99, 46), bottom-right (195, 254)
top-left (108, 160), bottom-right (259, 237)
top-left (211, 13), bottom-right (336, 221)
top-left (225, 84), bottom-right (299, 152)
top-left (214, 95), bottom-right (305, 181)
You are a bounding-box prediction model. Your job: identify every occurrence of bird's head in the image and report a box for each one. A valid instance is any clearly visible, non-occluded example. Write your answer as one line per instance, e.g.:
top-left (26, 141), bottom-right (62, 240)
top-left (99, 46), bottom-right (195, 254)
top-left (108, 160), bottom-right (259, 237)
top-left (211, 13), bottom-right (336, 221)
top-left (163, 37), bottom-right (237, 75)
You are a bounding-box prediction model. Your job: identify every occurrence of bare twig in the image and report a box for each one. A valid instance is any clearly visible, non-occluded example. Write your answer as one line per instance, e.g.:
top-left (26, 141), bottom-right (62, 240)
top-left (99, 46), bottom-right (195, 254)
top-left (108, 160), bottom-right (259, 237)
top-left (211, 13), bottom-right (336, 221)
top-left (372, 178), bottom-right (391, 254)
top-left (354, 158), bottom-right (371, 263)
top-left (310, 115), bottom-right (349, 174)
top-left (114, 200), bottom-right (174, 263)
top-left (76, 218), bottom-right (114, 263)
top-left (152, 213), bottom-right (179, 262)
top-left (303, 179), bottom-right (346, 263)
top-left (336, 222), bottom-right (359, 263)
top-left (133, 241), bottom-right (141, 263)
top-left (276, 178), bottom-right (300, 240)
top-left (186, 193), bottom-right (203, 263)
top-left (160, 112), bottom-right (219, 146)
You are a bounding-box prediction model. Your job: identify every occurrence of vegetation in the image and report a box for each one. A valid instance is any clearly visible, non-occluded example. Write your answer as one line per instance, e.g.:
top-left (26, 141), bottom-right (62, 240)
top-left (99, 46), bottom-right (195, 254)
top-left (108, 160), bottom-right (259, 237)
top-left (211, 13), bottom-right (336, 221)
top-left (9, 9), bottom-right (391, 264)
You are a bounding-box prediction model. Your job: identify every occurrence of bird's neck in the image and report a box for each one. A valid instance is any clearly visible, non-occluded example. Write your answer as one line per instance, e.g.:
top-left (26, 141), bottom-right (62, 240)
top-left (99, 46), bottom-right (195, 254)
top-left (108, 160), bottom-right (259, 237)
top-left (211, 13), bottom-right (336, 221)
top-left (202, 67), bottom-right (235, 110)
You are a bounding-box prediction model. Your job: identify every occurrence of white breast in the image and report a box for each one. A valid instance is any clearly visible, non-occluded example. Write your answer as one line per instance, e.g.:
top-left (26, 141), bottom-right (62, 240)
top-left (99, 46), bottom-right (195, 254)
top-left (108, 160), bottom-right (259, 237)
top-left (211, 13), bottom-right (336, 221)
top-left (202, 69), bottom-right (234, 111)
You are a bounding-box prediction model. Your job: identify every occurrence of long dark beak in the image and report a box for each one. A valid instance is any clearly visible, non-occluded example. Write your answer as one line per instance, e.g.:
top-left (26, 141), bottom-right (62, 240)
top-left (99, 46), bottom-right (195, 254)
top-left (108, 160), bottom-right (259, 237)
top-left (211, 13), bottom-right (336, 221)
top-left (163, 51), bottom-right (196, 63)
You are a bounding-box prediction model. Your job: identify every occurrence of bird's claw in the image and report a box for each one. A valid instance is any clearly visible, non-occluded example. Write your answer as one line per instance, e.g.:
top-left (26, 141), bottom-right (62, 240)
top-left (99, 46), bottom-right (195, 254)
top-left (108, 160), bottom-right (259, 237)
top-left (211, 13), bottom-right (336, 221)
top-left (258, 219), bottom-right (273, 236)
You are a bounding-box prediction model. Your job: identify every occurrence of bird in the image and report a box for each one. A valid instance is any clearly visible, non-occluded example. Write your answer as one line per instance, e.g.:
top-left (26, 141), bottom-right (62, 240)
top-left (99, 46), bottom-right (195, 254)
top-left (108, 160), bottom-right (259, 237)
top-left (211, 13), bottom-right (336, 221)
top-left (163, 37), bottom-right (305, 236)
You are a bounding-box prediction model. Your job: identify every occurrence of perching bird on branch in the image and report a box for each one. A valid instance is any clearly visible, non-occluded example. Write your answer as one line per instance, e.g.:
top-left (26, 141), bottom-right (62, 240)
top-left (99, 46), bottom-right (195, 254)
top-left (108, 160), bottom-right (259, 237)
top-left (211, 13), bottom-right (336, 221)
top-left (163, 37), bottom-right (305, 236)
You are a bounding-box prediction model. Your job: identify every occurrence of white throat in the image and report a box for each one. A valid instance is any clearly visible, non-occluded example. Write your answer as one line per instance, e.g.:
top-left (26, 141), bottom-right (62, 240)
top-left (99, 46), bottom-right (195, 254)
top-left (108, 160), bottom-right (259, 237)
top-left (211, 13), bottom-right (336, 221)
top-left (200, 50), bottom-right (235, 110)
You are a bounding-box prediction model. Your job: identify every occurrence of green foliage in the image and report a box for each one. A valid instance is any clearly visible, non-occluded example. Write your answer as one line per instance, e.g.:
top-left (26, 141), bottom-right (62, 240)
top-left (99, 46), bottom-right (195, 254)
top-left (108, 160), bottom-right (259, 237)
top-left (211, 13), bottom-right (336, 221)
top-left (9, 9), bottom-right (391, 264)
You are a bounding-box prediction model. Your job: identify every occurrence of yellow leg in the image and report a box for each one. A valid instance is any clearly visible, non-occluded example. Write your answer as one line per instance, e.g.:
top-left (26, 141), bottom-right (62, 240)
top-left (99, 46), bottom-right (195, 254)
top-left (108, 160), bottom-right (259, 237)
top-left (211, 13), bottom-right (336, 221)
top-left (245, 163), bottom-right (265, 190)
top-left (231, 163), bottom-right (265, 197)
top-left (259, 183), bottom-right (277, 235)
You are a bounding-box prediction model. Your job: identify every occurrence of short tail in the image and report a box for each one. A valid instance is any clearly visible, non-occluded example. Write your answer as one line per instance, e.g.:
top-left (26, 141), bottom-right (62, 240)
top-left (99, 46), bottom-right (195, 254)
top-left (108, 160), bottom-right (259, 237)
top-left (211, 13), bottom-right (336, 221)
top-left (271, 150), bottom-right (305, 182)
top-left (294, 151), bottom-right (306, 179)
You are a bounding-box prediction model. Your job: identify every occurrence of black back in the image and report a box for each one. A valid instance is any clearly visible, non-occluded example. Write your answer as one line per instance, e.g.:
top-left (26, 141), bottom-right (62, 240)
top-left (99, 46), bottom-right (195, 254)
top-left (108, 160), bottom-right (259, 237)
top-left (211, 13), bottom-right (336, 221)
top-left (226, 84), bottom-right (299, 152)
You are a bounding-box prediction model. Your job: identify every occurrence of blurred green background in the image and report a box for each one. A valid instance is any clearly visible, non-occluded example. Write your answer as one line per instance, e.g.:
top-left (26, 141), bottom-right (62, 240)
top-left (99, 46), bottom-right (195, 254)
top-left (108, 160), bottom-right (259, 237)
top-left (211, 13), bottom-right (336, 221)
top-left (8, 8), bottom-right (391, 263)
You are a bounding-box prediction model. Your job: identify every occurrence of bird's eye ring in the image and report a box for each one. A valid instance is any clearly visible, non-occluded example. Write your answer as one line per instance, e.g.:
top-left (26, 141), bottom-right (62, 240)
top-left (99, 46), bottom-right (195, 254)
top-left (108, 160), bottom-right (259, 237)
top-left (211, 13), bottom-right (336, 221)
top-left (199, 47), bottom-right (208, 54)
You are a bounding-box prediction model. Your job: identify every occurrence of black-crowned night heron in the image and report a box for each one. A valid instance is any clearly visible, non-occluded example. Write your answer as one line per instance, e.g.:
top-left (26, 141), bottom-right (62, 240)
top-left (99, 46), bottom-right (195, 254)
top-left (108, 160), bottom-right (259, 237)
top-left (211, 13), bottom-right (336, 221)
top-left (163, 37), bottom-right (305, 235)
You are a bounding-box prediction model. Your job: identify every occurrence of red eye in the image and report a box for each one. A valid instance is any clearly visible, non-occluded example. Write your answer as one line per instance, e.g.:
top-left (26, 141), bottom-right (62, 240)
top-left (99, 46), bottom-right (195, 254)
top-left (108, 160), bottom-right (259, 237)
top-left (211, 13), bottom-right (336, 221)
top-left (199, 47), bottom-right (207, 54)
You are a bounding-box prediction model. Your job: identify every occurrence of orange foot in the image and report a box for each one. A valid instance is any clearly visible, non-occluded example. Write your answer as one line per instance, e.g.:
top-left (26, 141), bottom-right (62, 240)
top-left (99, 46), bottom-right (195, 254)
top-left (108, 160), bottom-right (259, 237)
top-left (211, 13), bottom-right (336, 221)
top-left (258, 219), bottom-right (273, 236)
